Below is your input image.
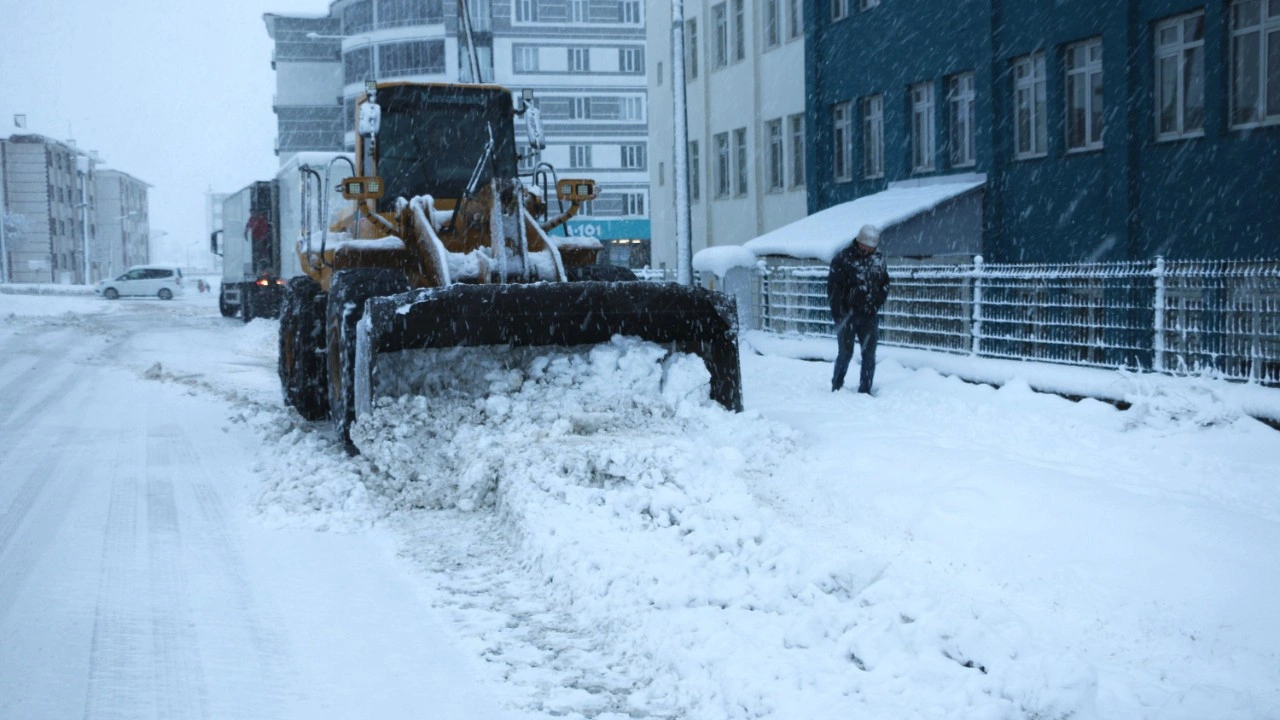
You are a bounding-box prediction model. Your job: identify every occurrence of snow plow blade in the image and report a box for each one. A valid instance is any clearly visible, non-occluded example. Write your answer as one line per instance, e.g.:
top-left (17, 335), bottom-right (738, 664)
top-left (356, 281), bottom-right (743, 413)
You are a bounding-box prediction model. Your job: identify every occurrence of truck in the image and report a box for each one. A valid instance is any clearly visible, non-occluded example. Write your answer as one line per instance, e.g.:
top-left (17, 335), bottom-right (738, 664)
top-left (211, 180), bottom-right (284, 321)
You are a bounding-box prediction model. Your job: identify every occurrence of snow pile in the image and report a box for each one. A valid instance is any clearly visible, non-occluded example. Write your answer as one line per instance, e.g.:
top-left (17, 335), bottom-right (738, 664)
top-left (332, 337), bottom-right (1097, 718)
top-left (1119, 370), bottom-right (1245, 430)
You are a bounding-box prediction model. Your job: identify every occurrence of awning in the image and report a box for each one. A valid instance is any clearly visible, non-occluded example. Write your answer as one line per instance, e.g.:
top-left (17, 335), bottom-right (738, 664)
top-left (744, 174), bottom-right (985, 262)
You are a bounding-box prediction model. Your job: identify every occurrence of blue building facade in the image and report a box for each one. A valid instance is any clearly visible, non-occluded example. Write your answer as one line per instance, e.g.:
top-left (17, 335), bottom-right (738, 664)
top-left (805, 0), bottom-right (1280, 263)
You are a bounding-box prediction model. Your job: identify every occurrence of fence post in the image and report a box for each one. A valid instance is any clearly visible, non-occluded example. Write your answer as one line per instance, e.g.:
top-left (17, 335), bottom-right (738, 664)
top-left (1152, 255), bottom-right (1166, 374)
top-left (971, 255), bottom-right (984, 356)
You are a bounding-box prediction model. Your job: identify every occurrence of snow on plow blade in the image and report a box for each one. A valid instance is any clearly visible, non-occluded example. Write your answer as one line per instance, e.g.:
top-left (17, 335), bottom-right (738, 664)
top-left (355, 282), bottom-right (743, 414)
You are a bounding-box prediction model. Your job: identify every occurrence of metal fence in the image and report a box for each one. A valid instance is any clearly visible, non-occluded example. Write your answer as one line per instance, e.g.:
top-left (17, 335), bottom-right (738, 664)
top-left (754, 257), bottom-right (1280, 386)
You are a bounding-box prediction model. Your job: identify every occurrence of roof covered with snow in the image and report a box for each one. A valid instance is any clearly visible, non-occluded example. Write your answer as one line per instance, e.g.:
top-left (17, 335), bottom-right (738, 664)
top-left (744, 174), bottom-right (985, 263)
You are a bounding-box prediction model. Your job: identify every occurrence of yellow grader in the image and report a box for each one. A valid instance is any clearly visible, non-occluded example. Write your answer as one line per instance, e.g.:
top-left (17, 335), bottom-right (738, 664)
top-left (276, 81), bottom-right (742, 448)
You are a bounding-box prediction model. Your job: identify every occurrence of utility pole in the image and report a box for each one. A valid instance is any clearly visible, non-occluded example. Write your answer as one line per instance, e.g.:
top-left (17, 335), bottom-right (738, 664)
top-left (671, 0), bottom-right (693, 286)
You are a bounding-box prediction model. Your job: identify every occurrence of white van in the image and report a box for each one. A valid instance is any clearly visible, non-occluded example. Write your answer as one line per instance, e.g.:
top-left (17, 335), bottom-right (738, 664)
top-left (95, 265), bottom-right (185, 300)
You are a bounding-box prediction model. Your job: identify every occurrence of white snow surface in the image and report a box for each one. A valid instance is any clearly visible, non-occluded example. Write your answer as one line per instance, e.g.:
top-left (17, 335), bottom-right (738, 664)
top-left (692, 245), bottom-right (759, 279)
top-left (3, 288), bottom-right (1279, 719)
top-left (744, 176), bottom-right (985, 262)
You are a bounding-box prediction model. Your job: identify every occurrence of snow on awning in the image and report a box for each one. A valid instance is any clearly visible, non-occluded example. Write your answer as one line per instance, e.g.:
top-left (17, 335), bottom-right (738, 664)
top-left (744, 174), bottom-right (985, 263)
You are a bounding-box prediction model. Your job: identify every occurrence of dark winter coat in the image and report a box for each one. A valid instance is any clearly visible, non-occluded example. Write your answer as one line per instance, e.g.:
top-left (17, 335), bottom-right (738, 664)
top-left (827, 243), bottom-right (891, 320)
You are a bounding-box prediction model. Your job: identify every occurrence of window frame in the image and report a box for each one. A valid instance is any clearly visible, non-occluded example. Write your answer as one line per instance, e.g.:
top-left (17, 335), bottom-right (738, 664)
top-left (766, 118), bottom-right (785, 192)
top-left (568, 47), bottom-right (590, 72)
top-left (714, 132), bottom-right (731, 197)
top-left (862, 94), bottom-right (884, 179)
top-left (689, 140), bottom-right (701, 202)
top-left (686, 17), bottom-right (699, 80)
top-left (789, 113), bottom-right (806, 187)
top-left (1229, 0), bottom-right (1280, 129)
top-left (619, 46), bottom-right (643, 74)
top-left (1065, 38), bottom-right (1105, 152)
top-left (832, 0), bottom-right (849, 22)
top-left (733, 127), bottom-right (749, 196)
top-left (911, 81), bottom-right (937, 173)
top-left (513, 45), bottom-right (539, 73)
top-left (1154, 11), bottom-right (1206, 141)
top-left (764, 0), bottom-right (781, 49)
top-left (948, 72), bottom-right (977, 167)
top-left (712, 3), bottom-right (728, 69)
top-left (732, 0), bottom-right (746, 63)
top-left (1013, 52), bottom-right (1048, 159)
top-left (621, 143), bottom-right (646, 170)
top-left (860, 0), bottom-right (880, 9)
top-left (833, 101), bottom-right (854, 182)
top-left (569, 144), bottom-right (592, 169)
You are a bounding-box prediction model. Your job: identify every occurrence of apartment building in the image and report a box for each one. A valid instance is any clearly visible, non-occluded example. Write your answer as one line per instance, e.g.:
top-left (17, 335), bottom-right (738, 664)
top-left (264, 0), bottom-right (651, 265)
top-left (807, 0), bottom-right (1280, 263)
top-left (646, 0), bottom-right (808, 272)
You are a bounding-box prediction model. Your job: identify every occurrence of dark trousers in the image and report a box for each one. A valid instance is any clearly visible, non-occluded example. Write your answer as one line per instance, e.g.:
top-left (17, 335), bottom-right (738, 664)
top-left (832, 313), bottom-right (879, 393)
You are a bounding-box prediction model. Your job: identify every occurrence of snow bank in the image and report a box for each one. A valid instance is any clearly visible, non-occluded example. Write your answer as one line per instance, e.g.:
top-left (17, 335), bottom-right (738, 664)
top-left (260, 336), bottom-right (1104, 718)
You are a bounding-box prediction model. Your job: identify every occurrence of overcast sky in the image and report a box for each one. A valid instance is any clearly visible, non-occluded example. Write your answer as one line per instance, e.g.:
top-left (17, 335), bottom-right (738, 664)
top-left (0, 0), bottom-right (325, 265)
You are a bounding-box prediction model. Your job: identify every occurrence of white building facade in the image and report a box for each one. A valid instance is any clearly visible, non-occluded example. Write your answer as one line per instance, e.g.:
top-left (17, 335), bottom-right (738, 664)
top-left (265, 0), bottom-right (651, 266)
top-left (646, 0), bottom-right (807, 272)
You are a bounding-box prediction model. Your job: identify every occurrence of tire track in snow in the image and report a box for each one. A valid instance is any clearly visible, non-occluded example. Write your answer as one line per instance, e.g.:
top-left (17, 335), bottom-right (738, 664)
top-left (81, 469), bottom-right (152, 720)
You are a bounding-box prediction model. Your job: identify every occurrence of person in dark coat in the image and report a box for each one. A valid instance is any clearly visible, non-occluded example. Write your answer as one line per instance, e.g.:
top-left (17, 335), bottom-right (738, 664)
top-left (827, 224), bottom-right (891, 394)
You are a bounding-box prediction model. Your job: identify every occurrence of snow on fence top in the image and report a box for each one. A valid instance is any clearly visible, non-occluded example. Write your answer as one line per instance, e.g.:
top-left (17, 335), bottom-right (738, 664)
top-left (744, 175), bottom-right (985, 263)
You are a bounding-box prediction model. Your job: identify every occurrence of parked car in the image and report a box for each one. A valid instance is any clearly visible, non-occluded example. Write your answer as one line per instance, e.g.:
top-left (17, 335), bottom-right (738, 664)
top-left (95, 265), bottom-right (185, 300)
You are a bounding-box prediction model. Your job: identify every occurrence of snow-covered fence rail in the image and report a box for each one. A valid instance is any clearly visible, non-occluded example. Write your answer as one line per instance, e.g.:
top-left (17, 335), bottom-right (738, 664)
top-left (756, 257), bottom-right (1280, 386)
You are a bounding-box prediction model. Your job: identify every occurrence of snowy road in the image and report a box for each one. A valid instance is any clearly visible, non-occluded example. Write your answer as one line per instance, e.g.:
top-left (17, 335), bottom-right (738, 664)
top-left (0, 293), bottom-right (521, 719)
top-left (2, 287), bottom-right (1278, 720)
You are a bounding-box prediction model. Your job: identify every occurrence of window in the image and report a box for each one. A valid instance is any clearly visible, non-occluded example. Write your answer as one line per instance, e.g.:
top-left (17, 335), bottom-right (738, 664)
top-left (833, 101), bottom-right (853, 181)
top-left (713, 4), bottom-right (728, 69)
top-left (860, 0), bottom-right (879, 9)
top-left (379, 40), bottom-right (446, 78)
top-left (832, 0), bottom-right (849, 21)
top-left (1155, 12), bottom-right (1205, 139)
top-left (620, 47), bottom-right (643, 74)
top-left (621, 144), bottom-right (646, 169)
top-left (377, 0), bottom-right (444, 28)
top-left (689, 140), bottom-right (701, 201)
top-left (1066, 39), bottom-right (1104, 151)
top-left (734, 127), bottom-right (749, 195)
top-left (788, 0), bottom-right (803, 39)
top-left (620, 1), bottom-right (642, 24)
top-left (570, 97), bottom-right (591, 119)
top-left (343, 0), bottom-right (372, 33)
top-left (657, 60), bottom-right (663, 85)
top-left (765, 0), bottom-right (781, 48)
top-left (714, 132), bottom-right (731, 197)
top-left (514, 0), bottom-right (537, 22)
top-left (343, 45), bottom-right (373, 84)
top-left (514, 46), bottom-right (539, 73)
top-left (948, 72), bottom-right (976, 166)
top-left (568, 47), bottom-right (590, 72)
top-left (570, 145), bottom-right (592, 168)
top-left (659, 162), bottom-right (665, 186)
top-left (621, 97), bottom-right (644, 121)
top-left (766, 119), bottom-right (785, 191)
top-left (732, 0), bottom-right (746, 62)
top-left (569, 0), bottom-right (587, 22)
top-left (789, 113), bottom-right (806, 187)
top-left (862, 95), bottom-right (883, 179)
top-left (518, 144), bottom-right (537, 172)
top-left (686, 18), bottom-right (699, 79)
top-left (911, 81), bottom-right (936, 172)
top-left (1230, 0), bottom-right (1280, 127)
top-left (1013, 52), bottom-right (1047, 158)
top-left (623, 192), bottom-right (646, 216)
